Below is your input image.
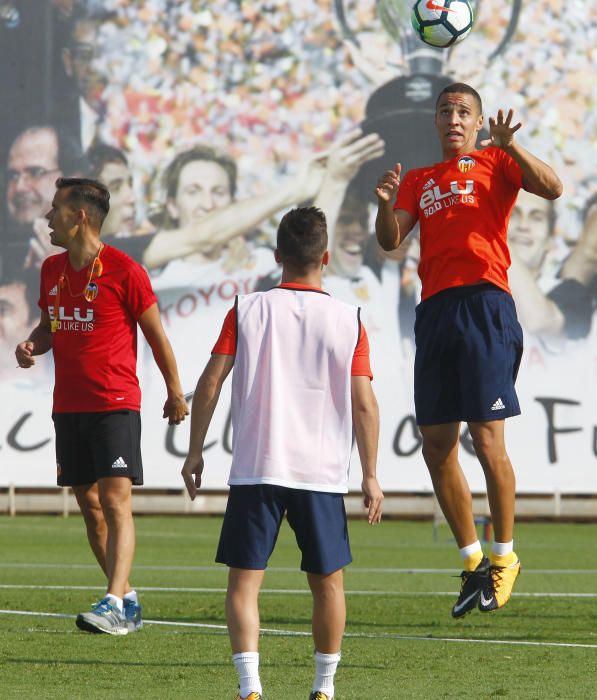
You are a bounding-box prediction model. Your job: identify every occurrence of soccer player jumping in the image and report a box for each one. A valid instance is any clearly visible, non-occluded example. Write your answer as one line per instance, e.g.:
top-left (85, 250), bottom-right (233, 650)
top-left (375, 83), bottom-right (562, 617)
top-left (182, 206), bottom-right (383, 700)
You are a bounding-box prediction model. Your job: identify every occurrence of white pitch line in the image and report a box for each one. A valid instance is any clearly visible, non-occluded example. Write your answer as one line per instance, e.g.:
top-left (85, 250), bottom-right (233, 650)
top-left (2, 563), bottom-right (597, 575)
top-left (1, 609), bottom-right (596, 650)
top-left (0, 584), bottom-right (595, 598)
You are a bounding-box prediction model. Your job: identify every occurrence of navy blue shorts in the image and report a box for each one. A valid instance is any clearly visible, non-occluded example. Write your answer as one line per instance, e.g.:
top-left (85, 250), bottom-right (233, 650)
top-left (52, 410), bottom-right (143, 486)
top-left (414, 283), bottom-right (523, 425)
top-left (216, 485), bottom-right (352, 574)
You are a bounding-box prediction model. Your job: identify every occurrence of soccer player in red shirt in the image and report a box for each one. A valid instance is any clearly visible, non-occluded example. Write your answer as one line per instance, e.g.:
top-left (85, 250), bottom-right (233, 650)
top-left (15, 177), bottom-right (188, 634)
top-left (375, 83), bottom-right (563, 617)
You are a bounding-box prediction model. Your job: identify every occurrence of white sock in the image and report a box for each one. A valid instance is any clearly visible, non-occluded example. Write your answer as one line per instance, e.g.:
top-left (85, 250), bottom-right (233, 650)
top-left (233, 652), bottom-right (261, 697)
top-left (492, 540), bottom-right (514, 556)
top-left (459, 540), bottom-right (482, 561)
top-left (123, 590), bottom-right (138, 604)
top-left (313, 651), bottom-right (341, 697)
top-left (105, 594), bottom-right (123, 612)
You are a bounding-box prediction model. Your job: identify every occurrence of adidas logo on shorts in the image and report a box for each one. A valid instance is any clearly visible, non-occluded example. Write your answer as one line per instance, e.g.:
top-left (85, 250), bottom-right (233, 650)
top-left (111, 456), bottom-right (128, 470)
top-left (491, 397), bottom-right (505, 411)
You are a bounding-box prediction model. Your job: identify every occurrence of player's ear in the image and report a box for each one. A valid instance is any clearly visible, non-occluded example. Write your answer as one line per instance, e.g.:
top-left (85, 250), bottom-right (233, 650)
top-left (476, 113), bottom-right (484, 133)
top-left (274, 248), bottom-right (282, 264)
top-left (322, 250), bottom-right (330, 267)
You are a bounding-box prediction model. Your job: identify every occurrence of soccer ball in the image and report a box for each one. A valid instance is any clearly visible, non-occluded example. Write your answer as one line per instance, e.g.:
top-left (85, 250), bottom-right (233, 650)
top-left (411, 0), bottom-right (474, 48)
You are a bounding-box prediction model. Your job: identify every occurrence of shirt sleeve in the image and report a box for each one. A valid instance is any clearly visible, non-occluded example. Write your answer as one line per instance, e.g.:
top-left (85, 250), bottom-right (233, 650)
top-left (212, 306), bottom-right (237, 355)
top-left (394, 170), bottom-right (419, 221)
top-left (351, 322), bottom-right (373, 379)
top-left (126, 260), bottom-right (158, 320)
top-left (37, 259), bottom-right (49, 311)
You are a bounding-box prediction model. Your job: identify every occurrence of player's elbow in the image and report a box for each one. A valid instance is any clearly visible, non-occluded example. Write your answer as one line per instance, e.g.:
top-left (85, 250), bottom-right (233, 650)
top-left (544, 177), bottom-right (563, 200)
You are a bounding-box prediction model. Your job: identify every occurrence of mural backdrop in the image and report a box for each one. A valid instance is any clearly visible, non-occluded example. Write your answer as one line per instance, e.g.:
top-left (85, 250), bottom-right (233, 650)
top-left (1, 0), bottom-right (596, 493)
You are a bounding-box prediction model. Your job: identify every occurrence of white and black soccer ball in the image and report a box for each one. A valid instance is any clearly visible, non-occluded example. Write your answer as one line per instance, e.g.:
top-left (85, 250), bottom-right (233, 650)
top-left (411, 0), bottom-right (474, 49)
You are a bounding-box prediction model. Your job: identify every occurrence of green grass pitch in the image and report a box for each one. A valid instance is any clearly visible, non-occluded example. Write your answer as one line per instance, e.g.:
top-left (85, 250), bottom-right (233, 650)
top-left (1, 516), bottom-right (596, 699)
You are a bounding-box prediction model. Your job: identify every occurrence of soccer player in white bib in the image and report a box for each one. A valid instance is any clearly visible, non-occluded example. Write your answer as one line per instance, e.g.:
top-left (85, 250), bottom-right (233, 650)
top-left (181, 206), bottom-right (384, 700)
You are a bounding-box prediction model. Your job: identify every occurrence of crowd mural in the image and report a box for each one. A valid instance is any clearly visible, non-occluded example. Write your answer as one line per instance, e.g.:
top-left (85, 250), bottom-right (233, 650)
top-left (1, 0), bottom-right (595, 492)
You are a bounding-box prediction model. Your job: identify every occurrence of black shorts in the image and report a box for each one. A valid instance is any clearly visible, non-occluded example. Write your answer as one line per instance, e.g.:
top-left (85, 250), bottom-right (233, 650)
top-left (52, 410), bottom-right (143, 487)
top-left (216, 485), bottom-right (352, 575)
top-left (414, 283), bottom-right (524, 425)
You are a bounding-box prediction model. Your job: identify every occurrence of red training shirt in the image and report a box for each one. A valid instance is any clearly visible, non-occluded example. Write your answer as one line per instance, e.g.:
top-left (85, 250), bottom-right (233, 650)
top-left (394, 147), bottom-right (523, 300)
top-left (38, 244), bottom-right (157, 412)
top-left (212, 283), bottom-right (373, 379)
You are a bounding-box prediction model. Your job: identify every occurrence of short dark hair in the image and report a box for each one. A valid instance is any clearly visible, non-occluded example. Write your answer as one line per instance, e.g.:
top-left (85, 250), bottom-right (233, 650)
top-left (163, 145), bottom-right (237, 200)
top-left (55, 177), bottom-right (110, 228)
top-left (276, 207), bottom-right (327, 271)
top-left (86, 143), bottom-right (128, 180)
top-left (436, 83), bottom-right (483, 114)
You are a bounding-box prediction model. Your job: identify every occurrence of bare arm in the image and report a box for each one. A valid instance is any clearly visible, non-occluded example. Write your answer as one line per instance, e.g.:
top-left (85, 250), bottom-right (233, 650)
top-left (561, 205), bottom-right (597, 285)
top-left (15, 311), bottom-right (53, 368)
top-left (508, 252), bottom-right (564, 336)
top-left (142, 160), bottom-right (325, 269)
top-left (181, 353), bottom-right (235, 499)
top-left (351, 375), bottom-right (383, 524)
top-left (480, 109), bottom-right (563, 200)
top-left (314, 129), bottom-right (385, 272)
top-left (375, 163), bottom-right (416, 251)
top-left (137, 303), bottom-right (189, 424)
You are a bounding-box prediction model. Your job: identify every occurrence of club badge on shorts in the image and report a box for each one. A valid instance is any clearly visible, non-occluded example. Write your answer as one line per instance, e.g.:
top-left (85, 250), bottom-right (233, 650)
top-left (84, 282), bottom-right (99, 302)
top-left (457, 156), bottom-right (476, 173)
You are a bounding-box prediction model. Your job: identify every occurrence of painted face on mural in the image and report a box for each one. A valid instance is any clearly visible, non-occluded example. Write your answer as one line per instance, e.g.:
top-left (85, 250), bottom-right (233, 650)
top-left (6, 129), bottom-right (62, 226)
top-left (508, 190), bottom-right (553, 275)
top-left (168, 160), bottom-right (233, 227)
top-left (99, 161), bottom-right (136, 236)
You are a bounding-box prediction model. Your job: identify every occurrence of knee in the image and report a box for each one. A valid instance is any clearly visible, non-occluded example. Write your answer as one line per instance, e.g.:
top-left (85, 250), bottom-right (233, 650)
top-left (76, 492), bottom-right (104, 527)
top-left (309, 571), bottom-right (344, 600)
top-left (99, 493), bottom-right (131, 522)
top-left (422, 437), bottom-right (456, 471)
top-left (471, 435), bottom-right (509, 472)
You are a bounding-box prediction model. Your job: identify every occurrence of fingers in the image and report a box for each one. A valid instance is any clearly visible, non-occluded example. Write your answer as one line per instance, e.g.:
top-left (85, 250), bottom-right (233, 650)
top-left (394, 162), bottom-right (401, 178)
top-left (181, 458), bottom-right (204, 500)
top-left (362, 479), bottom-right (384, 524)
top-left (15, 342), bottom-right (35, 368)
top-left (367, 493), bottom-right (384, 524)
top-left (375, 165), bottom-right (401, 202)
top-left (164, 400), bottom-right (190, 425)
top-left (181, 468), bottom-right (197, 500)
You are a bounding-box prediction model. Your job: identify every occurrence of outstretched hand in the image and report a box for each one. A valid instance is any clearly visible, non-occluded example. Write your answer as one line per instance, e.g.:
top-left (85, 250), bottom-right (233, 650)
top-left (375, 163), bottom-right (401, 203)
top-left (480, 109), bottom-right (522, 149)
top-left (323, 128), bottom-right (385, 183)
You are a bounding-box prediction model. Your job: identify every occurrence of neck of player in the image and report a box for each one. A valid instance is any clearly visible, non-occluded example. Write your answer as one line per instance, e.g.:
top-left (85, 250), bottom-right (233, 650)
top-left (68, 227), bottom-right (103, 272)
top-left (280, 266), bottom-right (324, 289)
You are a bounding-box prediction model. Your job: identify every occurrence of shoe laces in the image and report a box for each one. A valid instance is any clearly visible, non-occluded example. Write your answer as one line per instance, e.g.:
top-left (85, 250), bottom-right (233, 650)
top-left (311, 693), bottom-right (331, 700)
top-left (92, 598), bottom-right (115, 615)
top-left (487, 565), bottom-right (504, 590)
top-left (455, 568), bottom-right (473, 591)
